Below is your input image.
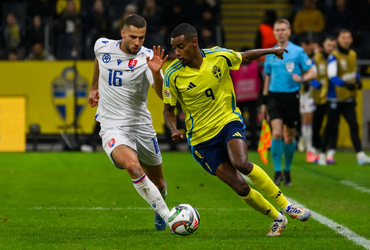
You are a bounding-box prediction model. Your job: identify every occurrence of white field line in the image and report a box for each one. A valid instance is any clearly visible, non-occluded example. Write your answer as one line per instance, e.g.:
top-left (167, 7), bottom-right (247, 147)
top-left (28, 207), bottom-right (251, 211)
top-left (287, 196), bottom-right (370, 250)
top-left (243, 175), bottom-right (370, 250)
top-left (340, 180), bottom-right (370, 194)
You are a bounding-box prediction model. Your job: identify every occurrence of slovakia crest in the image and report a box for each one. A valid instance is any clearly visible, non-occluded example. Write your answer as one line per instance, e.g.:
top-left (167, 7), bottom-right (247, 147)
top-left (108, 138), bottom-right (115, 148)
top-left (128, 59), bottom-right (137, 70)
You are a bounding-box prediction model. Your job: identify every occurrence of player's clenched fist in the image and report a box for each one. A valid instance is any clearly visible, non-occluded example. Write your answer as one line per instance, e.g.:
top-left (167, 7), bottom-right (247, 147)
top-left (88, 89), bottom-right (99, 107)
top-left (171, 130), bottom-right (184, 143)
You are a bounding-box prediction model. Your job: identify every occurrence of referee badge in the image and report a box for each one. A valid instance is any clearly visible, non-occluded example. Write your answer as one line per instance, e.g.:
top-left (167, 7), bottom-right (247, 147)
top-left (285, 62), bottom-right (295, 73)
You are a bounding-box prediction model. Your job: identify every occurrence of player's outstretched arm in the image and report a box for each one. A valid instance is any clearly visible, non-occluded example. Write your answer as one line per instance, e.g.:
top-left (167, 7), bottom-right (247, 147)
top-left (88, 57), bottom-right (100, 107)
top-left (291, 67), bottom-right (317, 83)
top-left (241, 47), bottom-right (288, 63)
top-left (147, 46), bottom-right (168, 100)
top-left (163, 104), bottom-right (184, 142)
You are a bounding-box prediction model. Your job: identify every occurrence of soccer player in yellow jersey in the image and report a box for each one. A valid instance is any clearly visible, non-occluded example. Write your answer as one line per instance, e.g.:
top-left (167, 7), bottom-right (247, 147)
top-left (163, 23), bottom-right (311, 236)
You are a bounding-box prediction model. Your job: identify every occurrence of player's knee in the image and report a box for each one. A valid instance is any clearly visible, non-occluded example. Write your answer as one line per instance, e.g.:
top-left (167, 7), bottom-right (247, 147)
top-left (272, 130), bottom-right (283, 140)
top-left (125, 162), bottom-right (144, 179)
top-left (233, 158), bottom-right (253, 175)
top-left (235, 183), bottom-right (251, 196)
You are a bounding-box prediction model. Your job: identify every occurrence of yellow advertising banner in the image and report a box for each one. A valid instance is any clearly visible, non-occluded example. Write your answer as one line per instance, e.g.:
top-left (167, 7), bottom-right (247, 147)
top-left (0, 97), bottom-right (26, 152)
top-left (0, 61), bottom-right (172, 135)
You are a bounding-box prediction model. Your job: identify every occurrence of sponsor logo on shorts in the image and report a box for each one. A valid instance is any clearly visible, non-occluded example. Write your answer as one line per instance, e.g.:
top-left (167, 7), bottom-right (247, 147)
top-left (233, 132), bottom-right (243, 137)
top-left (108, 138), bottom-right (115, 148)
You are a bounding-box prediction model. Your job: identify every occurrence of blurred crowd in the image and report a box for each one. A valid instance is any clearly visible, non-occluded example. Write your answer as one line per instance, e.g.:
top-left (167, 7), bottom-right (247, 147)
top-left (289, 0), bottom-right (370, 59)
top-left (0, 0), bottom-right (222, 61)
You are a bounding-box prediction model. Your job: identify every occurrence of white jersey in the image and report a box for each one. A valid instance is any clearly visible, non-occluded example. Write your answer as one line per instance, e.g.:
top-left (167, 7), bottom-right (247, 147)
top-left (94, 38), bottom-right (161, 127)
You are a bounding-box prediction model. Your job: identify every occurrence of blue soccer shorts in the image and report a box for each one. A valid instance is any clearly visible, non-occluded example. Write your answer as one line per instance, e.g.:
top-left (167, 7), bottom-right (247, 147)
top-left (191, 121), bottom-right (247, 175)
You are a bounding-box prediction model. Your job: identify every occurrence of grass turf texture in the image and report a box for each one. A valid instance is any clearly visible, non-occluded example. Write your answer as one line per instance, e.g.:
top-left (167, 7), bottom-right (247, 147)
top-left (0, 152), bottom-right (370, 250)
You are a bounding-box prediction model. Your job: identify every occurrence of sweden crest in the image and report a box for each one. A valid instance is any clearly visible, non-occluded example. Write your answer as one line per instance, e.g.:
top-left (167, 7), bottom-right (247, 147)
top-left (212, 65), bottom-right (222, 82)
top-left (51, 67), bottom-right (89, 124)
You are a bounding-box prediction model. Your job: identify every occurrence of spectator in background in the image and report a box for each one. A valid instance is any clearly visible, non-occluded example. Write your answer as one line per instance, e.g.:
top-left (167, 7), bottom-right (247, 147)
top-left (28, 0), bottom-right (56, 19)
top-left (326, 0), bottom-right (355, 36)
top-left (353, 0), bottom-right (370, 59)
top-left (26, 42), bottom-right (55, 61)
top-left (55, 0), bottom-right (82, 59)
top-left (111, 4), bottom-right (137, 39)
top-left (255, 10), bottom-right (277, 65)
top-left (231, 47), bottom-right (262, 150)
top-left (27, 15), bottom-right (45, 50)
top-left (194, 0), bottom-right (221, 25)
top-left (141, 0), bottom-right (165, 47)
top-left (196, 9), bottom-right (219, 48)
top-left (7, 49), bottom-right (18, 61)
top-left (163, 1), bottom-right (188, 56)
top-left (3, 12), bottom-right (21, 51)
top-left (293, 0), bottom-right (325, 42)
top-left (56, 0), bottom-right (81, 15)
top-left (85, 0), bottom-right (111, 59)
top-left (255, 10), bottom-right (277, 49)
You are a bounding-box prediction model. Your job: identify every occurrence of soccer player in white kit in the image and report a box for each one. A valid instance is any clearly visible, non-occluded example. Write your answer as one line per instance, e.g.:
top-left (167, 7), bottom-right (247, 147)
top-left (88, 14), bottom-right (171, 231)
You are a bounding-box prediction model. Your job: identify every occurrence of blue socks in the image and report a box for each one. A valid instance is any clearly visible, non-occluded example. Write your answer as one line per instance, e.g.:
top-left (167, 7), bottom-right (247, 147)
top-left (271, 139), bottom-right (283, 172)
top-left (283, 140), bottom-right (296, 172)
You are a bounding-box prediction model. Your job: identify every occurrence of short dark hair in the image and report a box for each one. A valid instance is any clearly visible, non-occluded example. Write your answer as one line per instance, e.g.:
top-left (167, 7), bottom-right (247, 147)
top-left (171, 23), bottom-right (198, 40)
top-left (300, 37), bottom-right (314, 45)
top-left (123, 14), bottom-right (146, 29)
top-left (338, 29), bottom-right (351, 37)
top-left (324, 36), bottom-right (336, 42)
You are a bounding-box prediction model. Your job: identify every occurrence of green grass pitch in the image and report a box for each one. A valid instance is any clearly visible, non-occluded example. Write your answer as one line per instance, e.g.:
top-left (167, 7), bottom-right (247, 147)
top-left (0, 151), bottom-right (370, 250)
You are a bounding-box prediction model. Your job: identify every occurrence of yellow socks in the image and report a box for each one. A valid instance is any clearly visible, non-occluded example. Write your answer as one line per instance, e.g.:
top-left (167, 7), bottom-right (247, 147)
top-left (247, 163), bottom-right (289, 209)
top-left (240, 188), bottom-right (279, 220)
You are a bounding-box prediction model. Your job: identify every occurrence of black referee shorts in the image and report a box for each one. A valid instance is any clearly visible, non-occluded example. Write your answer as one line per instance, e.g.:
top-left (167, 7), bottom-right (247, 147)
top-left (267, 91), bottom-right (300, 128)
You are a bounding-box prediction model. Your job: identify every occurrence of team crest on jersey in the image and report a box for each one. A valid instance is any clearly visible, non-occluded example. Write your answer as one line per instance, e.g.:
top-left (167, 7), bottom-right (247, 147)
top-left (212, 65), bottom-right (222, 82)
top-left (102, 54), bottom-right (111, 63)
top-left (286, 62), bottom-right (295, 73)
top-left (108, 138), bottom-right (115, 148)
top-left (128, 59), bottom-right (137, 69)
top-left (51, 67), bottom-right (89, 124)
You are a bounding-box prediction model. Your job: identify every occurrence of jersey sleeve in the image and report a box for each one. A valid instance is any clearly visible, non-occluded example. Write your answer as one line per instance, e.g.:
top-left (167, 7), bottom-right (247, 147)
top-left (264, 55), bottom-right (272, 75)
top-left (298, 49), bottom-right (312, 72)
top-left (212, 47), bottom-right (242, 70)
top-left (94, 38), bottom-right (109, 57)
top-left (163, 64), bottom-right (179, 106)
top-left (327, 54), bottom-right (338, 78)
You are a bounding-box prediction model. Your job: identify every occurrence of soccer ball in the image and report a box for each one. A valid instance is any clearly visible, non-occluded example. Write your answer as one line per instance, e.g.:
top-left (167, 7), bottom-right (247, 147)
top-left (168, 204), bottom-right (200, 236)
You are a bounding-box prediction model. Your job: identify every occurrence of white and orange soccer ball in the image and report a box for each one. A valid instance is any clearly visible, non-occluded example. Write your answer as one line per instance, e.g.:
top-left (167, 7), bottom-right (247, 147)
top-left (168, 204), bottom-right (200, 236)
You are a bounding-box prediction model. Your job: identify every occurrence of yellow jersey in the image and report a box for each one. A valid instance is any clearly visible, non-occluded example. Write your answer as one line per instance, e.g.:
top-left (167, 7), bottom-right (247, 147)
top-left (312, 52), bottom-right (329, 105)
top-left (163, 47), bottom-right (243, 146)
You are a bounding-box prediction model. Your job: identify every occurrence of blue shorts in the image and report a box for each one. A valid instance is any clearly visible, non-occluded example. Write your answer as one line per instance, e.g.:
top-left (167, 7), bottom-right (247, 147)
top-left (191, 121), bottom-right (247, 176)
